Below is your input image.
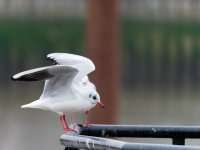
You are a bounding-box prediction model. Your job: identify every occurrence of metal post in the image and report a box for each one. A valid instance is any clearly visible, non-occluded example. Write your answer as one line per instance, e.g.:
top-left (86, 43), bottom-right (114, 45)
top-left (86, 0), bottom-right (120, 124)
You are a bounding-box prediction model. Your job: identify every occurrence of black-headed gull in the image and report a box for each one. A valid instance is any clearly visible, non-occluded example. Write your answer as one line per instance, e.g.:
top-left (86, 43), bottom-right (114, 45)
top-left (12, 53), bottom-right (105, 132)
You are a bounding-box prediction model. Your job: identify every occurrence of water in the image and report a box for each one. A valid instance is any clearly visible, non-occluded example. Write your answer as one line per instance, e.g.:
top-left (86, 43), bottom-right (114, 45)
top-left (1, 86), bottom-right (200, 150)
top-left (120, 88), bottom-right (200, 145)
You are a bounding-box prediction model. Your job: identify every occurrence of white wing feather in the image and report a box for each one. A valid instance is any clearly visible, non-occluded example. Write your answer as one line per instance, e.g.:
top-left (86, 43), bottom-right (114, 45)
top-left (12, 65), bottom-right (79, 100)
top-left (12, 53), bottom-right (96, 103)
top-left (47, 53), bottom-right (95, 82)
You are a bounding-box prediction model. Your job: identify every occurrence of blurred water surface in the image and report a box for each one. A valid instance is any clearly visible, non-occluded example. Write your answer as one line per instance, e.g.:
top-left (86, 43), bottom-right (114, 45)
top-left (121, 88), bottom-right (200, 146)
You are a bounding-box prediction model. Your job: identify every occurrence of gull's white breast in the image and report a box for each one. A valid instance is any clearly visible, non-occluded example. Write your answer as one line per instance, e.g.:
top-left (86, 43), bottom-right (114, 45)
top-left (46, 99), bottom-right (95, 114)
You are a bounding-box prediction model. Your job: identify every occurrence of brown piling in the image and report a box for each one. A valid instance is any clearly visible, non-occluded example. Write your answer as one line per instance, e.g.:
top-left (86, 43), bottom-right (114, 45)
top-left (86, 0), bottom-right (120, 124)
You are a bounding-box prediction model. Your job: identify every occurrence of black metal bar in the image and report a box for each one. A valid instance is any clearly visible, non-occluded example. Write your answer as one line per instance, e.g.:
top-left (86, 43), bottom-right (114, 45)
top-left (172, 138), bottom-right (185, 145)
top-left (60, 133), bottom-right (200, 150)
top-left (64, 147), bottom-right (78, 150)
top-left (77, 124), bottom-right (200, 139)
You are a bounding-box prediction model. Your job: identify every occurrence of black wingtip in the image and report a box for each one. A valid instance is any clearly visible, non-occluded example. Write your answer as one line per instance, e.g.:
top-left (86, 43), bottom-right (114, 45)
top-left (46, 56), bottom-right (58, 65)
top-left (11, 76), bottom-right (38, 81)
top-left (11, 77), bottom-right (17, 81)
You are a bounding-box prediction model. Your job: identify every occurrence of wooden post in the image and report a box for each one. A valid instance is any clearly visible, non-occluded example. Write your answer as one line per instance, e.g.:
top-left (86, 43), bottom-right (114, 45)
top-left (86, 0), bottom-right (120, 124)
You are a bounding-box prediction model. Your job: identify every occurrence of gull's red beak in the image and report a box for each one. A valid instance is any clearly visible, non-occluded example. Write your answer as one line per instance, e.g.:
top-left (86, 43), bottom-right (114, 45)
top-left (98, 102), bottom-right (105, 109)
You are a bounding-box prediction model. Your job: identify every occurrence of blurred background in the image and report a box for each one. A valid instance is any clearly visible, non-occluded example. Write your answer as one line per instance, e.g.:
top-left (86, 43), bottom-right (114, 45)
top-left (2, 0), bottom-right (200, 149)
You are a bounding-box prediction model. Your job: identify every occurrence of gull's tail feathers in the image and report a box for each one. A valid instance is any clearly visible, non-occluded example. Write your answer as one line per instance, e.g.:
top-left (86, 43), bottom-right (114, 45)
top-left (21, 100), bottom-right (47, 110)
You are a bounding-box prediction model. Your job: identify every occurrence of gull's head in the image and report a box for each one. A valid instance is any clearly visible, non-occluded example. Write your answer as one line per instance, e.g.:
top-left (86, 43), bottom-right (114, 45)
top-left (85, 89), bottom-right (105, 109)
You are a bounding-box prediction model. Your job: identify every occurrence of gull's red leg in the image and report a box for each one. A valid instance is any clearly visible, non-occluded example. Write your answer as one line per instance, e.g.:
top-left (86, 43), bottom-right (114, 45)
top-left (62, 115), bottom-right (70, 129)
top-left (59, 115), bottom-right (66, 130)
top-left (83, 111), bottom-right (90, 127)
top-left (59, 115), bottom-right (76, 132)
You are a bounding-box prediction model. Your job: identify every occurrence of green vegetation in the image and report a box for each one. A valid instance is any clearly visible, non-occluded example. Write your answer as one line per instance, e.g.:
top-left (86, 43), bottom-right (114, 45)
top-left (0, 20), bottom-right (85, 66)
top-left (122, 21), bottom-right (200, 88)
top-left (1, 20), bottom-right (200, 89)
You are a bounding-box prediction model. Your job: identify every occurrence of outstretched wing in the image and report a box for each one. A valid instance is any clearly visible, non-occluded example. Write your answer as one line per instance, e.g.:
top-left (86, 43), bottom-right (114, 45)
top-left (47, 53), bottom-right (95, 81)
top-left (12, 65), bottom-right (78, 82)
top-left (12, 65), bottom-right (79, 98)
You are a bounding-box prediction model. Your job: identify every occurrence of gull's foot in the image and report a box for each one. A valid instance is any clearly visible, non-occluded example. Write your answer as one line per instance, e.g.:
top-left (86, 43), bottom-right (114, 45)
top-left (63, 128), bottom-right (77, 133)
top-left (83, 123), bottom-right (91, 128)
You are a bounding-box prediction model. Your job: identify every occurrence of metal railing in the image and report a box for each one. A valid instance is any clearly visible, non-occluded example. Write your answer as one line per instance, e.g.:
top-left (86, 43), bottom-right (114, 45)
top-left (60, 124), bottom-right (200, 150)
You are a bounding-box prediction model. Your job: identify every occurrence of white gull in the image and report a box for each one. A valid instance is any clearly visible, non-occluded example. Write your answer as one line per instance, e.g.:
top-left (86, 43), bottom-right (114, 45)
top-left (12, 53), bottom-right (105, 132)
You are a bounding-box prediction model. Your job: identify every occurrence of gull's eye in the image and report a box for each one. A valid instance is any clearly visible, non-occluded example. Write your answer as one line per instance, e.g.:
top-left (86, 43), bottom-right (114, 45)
top-left (93, 95), bottom-right (97, 100)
